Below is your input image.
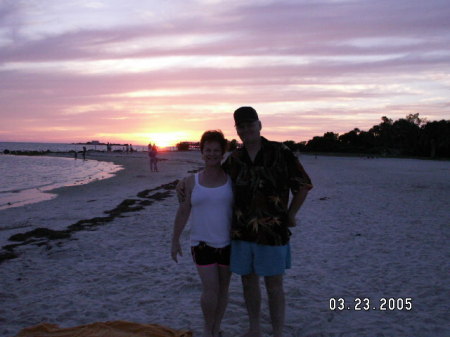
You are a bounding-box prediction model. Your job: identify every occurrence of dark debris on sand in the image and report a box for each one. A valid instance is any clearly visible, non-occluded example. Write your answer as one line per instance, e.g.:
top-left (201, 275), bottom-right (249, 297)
top-left (0, 179), bottom-right (179, 264)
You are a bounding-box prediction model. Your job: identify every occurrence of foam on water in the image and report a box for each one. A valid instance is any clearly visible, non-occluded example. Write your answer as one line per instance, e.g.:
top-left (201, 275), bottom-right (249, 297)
top-left (0, 155), bottom-right (123, 210)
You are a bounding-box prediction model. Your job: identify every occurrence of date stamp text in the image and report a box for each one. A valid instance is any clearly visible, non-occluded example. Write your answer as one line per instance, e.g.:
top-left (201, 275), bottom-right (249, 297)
top-left (329, 297), bottom-right (413, 311)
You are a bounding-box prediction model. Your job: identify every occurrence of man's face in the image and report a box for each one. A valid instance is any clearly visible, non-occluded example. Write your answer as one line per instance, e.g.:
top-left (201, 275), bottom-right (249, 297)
top-left (235, 120), bottom-right (261, 143)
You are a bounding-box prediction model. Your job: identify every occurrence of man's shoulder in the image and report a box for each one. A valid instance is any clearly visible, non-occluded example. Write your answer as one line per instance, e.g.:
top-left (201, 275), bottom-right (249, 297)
top-left (228, 147), bottom-right (246, 160)
top-left (262, 137), bottom-right (292, 153)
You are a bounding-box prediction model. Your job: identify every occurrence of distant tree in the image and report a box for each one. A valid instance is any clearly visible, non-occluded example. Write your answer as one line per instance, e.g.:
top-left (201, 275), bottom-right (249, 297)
top-left (357, 131), bottom-right (376, 151)
top-left (339, 128), bottom-right (360, 144)
top-left (228, 139), bottom-right (238, 152)
top-left (306, 132), bottom-right (340, 152)
top-left (295, 114), bottom-right (449, 158)
top-left (283, 140), bottom-right (297, 152)
top-left (296, 141), bottom-right (307, 152)
top-left (176, 142), bottom-right (190, 151)
top-left (420, 120), bottom-right (450, 158)
top-left (369, 116), bottom-right (394, 150)
top-left (338, 128), bottom-right (361, 151)
top-left (391, 117), bottom-right (421, 155)
top-left (405, 113), bottom-right (426, 127)
top-left (324, 132), bottom-right (339, 143)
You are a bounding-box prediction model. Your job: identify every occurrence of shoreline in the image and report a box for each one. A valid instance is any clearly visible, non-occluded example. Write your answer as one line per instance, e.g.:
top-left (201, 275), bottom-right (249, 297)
top-left (0, 154), bottom-right (124, 211)
top-left (0, 151), bottom-right (203, 263)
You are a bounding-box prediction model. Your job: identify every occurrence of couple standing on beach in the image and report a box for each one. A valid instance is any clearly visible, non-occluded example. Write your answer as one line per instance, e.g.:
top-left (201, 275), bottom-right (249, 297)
top-left (171, 107), bottom-right (313, 337)
top-left (148, 143), bottom-right (158, 172)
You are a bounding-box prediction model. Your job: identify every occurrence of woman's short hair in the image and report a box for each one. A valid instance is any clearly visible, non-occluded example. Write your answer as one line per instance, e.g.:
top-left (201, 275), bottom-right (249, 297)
top-left (200, 130), bottom-right (228, 154)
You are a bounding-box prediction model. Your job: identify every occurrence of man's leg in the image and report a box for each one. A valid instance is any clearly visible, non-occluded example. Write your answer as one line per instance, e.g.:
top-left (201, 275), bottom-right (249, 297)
top-left (264, 274), bottom-right (285, 337)
top-left (241, 273), bottom-right (262, 337)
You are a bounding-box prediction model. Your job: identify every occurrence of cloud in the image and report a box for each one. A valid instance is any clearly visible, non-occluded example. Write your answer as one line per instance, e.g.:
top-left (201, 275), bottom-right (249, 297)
top-left (0, 0), bottom-right (449, 144)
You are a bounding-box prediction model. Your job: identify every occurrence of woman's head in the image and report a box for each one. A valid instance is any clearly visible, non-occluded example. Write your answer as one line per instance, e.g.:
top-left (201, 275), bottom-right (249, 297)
top-left (200, 130), bottom-right (227, 154)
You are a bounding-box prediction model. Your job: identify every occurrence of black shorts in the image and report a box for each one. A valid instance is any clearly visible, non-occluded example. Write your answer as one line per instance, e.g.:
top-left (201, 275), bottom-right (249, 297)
top-left (191, 241), bottom-right (231, 266)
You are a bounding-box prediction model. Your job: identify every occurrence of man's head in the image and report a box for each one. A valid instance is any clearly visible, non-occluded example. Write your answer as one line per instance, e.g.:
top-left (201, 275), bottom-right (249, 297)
top-left (234, 106), bottom-right (262, 144)
top-left (234, 106), bottom-right (259, 126)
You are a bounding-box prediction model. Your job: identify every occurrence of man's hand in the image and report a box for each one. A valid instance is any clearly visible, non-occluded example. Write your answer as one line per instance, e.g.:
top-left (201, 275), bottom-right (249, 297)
top-left (171, 240), bottom-right (182, 263)
top-left (287, 213), bottom-right (297, 227)
top-left (287, 188), bottom-right (309, 227)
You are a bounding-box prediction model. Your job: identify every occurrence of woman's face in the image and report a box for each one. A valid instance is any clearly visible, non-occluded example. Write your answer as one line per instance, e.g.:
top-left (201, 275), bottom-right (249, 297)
top-left (201, 141), bottom-right (223, 166)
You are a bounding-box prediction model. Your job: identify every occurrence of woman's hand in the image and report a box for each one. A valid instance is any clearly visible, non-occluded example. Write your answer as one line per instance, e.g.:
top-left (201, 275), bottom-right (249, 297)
top-left (171, 240), bottom-right (182, 263)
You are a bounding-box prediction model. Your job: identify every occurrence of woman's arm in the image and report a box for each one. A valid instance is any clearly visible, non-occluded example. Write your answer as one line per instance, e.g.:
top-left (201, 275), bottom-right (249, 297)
top-left (171, 175), bottom-right (194, 262)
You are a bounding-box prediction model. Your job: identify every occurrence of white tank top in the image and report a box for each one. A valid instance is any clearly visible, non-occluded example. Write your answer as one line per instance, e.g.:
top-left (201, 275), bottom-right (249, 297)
top-left (190, 172), bottom-right (234, 248)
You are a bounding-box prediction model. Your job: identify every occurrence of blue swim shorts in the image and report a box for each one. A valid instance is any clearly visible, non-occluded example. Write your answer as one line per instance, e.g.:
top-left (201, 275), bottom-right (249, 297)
top-left (230, 240), bottom-right (291, 276)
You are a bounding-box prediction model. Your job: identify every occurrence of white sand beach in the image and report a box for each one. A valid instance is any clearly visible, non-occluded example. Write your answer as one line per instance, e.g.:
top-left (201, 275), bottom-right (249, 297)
top-left (0, 152), bottom-right (449, 337)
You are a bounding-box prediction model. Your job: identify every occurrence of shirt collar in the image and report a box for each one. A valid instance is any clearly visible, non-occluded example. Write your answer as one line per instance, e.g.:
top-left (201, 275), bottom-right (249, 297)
top-left (241, 136), bottom-right (269, 164)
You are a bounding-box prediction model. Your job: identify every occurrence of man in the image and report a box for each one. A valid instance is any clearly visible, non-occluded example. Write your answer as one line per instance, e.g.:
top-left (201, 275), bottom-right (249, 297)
top-left (223, 107), bottom-right (312, 337)
top-left (178, 107), bottom-right (312, 337)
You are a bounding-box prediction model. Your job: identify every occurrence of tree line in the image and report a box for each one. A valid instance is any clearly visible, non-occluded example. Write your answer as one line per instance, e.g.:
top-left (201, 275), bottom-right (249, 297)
top-left (283, 114), bottom-right (450, 158)
top-left (177, 114), bottom-right (449, 158)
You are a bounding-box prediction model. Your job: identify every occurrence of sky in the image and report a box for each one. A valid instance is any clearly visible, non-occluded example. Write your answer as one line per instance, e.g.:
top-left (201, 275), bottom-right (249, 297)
top-left (1, 0), bottom-right (449, 147)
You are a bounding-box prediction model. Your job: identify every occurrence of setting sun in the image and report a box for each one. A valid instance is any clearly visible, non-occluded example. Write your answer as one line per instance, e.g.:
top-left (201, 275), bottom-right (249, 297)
top-left (135, 131), bottom-right (196, 148)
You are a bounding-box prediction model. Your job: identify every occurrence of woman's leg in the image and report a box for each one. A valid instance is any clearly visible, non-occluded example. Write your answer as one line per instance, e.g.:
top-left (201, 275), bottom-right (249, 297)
top-left (197, 265), bottom-right (220, 337)
top-left (212, 265), bottom-right (231, 337)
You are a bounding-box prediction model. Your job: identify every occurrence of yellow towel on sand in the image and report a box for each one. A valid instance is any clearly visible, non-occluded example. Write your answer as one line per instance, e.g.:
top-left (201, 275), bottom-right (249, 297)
top-left (15, 321), bottom-right (192, 337)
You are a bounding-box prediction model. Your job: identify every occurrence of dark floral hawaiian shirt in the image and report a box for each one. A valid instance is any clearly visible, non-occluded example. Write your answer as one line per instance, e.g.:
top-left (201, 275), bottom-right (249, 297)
top-left (223, 137), bottom-right (313, 246)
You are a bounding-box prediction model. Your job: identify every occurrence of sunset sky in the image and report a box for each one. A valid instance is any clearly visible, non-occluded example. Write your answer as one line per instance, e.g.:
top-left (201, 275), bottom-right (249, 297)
top-left (1, 0), bottom-right (449, 147)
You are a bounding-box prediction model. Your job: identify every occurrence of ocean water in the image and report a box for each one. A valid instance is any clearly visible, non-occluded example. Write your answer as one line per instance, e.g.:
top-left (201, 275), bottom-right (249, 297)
top-left (0, 141), bottom-right (146, 153)
top-left (0, 143), bottom-right (123, 210)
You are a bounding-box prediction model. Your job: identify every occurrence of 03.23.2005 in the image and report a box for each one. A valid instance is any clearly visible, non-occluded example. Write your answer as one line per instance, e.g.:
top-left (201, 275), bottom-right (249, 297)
top-left (329, 297), bottom-right (413, 311)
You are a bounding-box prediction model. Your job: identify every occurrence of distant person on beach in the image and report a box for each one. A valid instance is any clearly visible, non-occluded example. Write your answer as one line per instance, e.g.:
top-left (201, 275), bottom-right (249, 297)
top-left (82, 146), bottom-right (87, 160)
top-left (178, 107), bottom-right (313, 337)
top-left (149, 144), bottom-right (158, 172)
top-left (171, 130), bottom-right (233, 337)
top-left (148, 143), bottom-right (154, 171)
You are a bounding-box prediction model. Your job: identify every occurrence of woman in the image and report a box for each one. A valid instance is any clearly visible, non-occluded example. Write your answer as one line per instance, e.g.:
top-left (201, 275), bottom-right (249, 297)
top-left (171, 130), bottom-right (233, 337)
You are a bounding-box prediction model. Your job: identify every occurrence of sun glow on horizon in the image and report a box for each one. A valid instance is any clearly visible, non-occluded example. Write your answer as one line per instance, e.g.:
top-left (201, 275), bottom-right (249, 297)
top-left (1, 1), bottom-right (449, 146)
top-left (134, 131), bottom-right (196, 148)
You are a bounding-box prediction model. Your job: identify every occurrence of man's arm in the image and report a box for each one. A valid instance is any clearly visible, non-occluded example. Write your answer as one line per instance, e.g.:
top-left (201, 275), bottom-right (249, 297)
top-left (287, 187), bottom-right (309, 227)
top-left (175, 176), bottom-right (189, 203)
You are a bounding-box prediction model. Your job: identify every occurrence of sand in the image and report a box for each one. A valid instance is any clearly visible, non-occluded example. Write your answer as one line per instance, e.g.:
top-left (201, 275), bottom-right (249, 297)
top-left (0, 151), bottom-right (449, 337)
